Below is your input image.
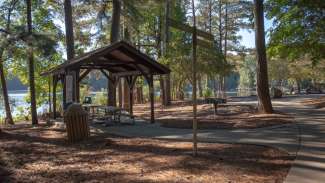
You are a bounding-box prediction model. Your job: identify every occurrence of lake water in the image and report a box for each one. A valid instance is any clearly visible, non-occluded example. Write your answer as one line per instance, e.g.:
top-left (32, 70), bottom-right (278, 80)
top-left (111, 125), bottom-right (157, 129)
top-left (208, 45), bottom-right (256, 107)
top-left (0, 90), bottom-right (240, 118)
top-left (0, 91), bottom-right (49, 118)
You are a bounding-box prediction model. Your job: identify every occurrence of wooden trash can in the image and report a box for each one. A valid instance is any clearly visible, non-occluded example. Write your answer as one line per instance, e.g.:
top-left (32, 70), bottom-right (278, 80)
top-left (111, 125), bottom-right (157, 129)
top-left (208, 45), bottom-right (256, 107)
top-left (64, 103), bottom-right (90, 142)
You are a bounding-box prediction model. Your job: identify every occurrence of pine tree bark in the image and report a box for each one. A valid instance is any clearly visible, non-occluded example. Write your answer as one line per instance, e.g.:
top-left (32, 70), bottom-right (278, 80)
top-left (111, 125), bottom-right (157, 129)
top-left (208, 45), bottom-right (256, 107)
top-left (64, 0), bottom-right (75, 60)
top-left (191, 0), bottom-right (198, 157)
top-left (222, 2), bottom-right (228, 99)
top-left (254, 0), bottom-right (273, 113)
top-left (121, 14), bottom-right (130, 108)
top-left (63, 0), bottom-right (76, 105)
top-left (0, 2), bottom-right (16, 125)
top-left (162, 0), bottom-right (171, 106)
top-left (26, 0), bottom-right (38, 125)
top-left (217, 1), bottom-right (223, 98)
top-left (108, 0), bottom-right (121, 106)
top-left (296, 79), bottom-right (301, 94)
top-left (198, 77), bottom-right (203, 98)
top-left (0, 49), bottom-right (14, 125)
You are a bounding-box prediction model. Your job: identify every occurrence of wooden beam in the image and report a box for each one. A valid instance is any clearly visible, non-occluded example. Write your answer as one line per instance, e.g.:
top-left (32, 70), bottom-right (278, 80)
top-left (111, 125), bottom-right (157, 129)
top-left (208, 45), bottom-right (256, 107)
top-left (131, 76), bottom-right (138, 89)
top-left (78, 69), bottom-right (91, 83)
top-left (100, 69), bottom-right (118, 86)
top-left (169, 18), bottom-right (194, 34)
top-left (118, 46), bottom-right (166, 73)
top-left (53, 76), bottom-right (57, 119)
top-left (133, 64), bottom-right (150, 81)
top-left (75, 69), bottom-right (80, 102)
top-left (127, 76), bottom-right (137, 115)
top-left (197, 29), bottom-right (214, 41)
top-left (149, 74), bottom-right (155, 123)
top-left (168, 18), bottom-right (214, 41)
top-left (197, 38), bottom-right (214, 49)
top-left (112, 70), bottom-right (143, 77)
top-left (129, 87), bottom-right (134, 115)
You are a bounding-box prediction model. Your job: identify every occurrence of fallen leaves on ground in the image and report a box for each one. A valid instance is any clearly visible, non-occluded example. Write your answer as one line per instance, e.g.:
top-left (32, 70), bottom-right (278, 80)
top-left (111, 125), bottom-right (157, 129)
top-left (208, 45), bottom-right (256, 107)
top-left (0, 124), bottom-right (293, 183)
top-left (134, 102), bottom-right (293, 129)
top-left (301, 96), bottom-right (325, 108)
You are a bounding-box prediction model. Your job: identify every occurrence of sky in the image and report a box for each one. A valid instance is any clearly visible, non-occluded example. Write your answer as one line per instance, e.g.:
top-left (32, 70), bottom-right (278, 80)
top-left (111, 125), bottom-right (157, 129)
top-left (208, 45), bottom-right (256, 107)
top-left (238, 18), bottom-right (273, 48)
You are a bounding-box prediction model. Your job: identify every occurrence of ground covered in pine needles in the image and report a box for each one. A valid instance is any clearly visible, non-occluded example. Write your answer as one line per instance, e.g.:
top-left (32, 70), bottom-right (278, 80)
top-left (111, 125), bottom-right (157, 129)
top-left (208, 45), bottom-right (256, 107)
top-left (0, 123), bottom-right (293, 183)
top-left (301, 96), bottom-right (325, 108)
top-left (134, 101), bottom-right (293, 129)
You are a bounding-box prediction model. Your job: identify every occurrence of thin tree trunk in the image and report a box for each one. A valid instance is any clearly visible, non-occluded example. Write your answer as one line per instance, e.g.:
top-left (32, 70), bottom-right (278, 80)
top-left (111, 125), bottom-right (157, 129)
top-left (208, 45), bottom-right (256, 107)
top-left (222, 2), bottom-right (228, 99)
top-left (0, 50), bottom-right (14, 125)
top-left (0, 1), bottom-right (16, 125)
top-left (64, 0), bottom-right (75, 60)
top-left (121, 20), bottom-right (130, 108)
top-left (26, 0), bottom-right (38, 125)
top-left (296, 79), bottom-right (301, 94)
top-left (218, 1), bottom-right (223, 98)
top-left (191, 0), bottom-right (198, 157)
top-left (62, 0), bottom-right (75, 106)
top-left (198, 77), bottom-right (203, 98)
top-left (118, 81), bottom-right (122, 107)
top-left (108, 0), bottom-right (121, 106)
top-left (254, 0), bottom-right (273, 113)
top-left (162, 0), bottom-right (171, 106)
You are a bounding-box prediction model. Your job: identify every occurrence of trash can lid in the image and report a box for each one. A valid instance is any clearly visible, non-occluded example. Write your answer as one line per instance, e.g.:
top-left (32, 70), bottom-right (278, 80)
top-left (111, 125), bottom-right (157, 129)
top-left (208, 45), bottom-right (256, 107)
top-left (64, 103), bottom-right (87, 117)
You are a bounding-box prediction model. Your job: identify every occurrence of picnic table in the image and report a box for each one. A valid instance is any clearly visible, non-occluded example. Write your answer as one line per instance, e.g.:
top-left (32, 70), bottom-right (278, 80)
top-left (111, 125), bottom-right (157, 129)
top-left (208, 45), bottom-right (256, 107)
top-left (204, 98), bottom-right (227, 115)
top-left (82, 104), bottom-right (134, 124)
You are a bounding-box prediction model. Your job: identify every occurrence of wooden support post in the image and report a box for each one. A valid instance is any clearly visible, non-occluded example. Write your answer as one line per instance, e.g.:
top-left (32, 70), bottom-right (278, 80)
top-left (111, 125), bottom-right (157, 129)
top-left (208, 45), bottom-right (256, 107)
top-left (108, 73), bottom-right (117, 107)
top-left (126, 76), bottom-right (137, 115)
top-left (101, 69), bottom-right (118, 106)
top-left (53, 76), bottom-right (57, 119)
top-left (62, 74), bottom-right (67, 110)
top-left (149, 74), bottom-right (155, 123)
top-left (129, 86), bottom-right (134, 115)
top-left (76, 69), bottom-right (80, 103)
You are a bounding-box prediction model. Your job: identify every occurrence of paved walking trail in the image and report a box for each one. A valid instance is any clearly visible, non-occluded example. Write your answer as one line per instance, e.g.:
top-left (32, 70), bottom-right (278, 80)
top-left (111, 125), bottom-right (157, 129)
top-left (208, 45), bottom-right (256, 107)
top-left (93, 95), bottom-right (325, 183)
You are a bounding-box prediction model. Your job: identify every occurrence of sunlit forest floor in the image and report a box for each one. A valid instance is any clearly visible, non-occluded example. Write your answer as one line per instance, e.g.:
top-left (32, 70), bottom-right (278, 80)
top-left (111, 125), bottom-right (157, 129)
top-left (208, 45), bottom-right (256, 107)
top-left (301, 96), bottom-right (325, 108)
top-left (134, 101), bottom-right (293, 129)
top-left (0, 123), bottom-right (293, 183)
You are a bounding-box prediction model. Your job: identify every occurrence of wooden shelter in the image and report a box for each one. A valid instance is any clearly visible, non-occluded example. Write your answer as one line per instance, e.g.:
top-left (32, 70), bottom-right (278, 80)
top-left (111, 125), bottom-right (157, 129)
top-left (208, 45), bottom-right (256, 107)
top-left (42, 41), bottom-right (170, 123)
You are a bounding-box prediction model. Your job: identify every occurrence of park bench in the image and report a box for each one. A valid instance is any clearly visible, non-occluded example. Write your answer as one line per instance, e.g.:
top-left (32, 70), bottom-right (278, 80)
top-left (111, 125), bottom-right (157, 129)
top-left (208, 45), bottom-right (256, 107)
top-left (204, 97), bottom-right (227, 115)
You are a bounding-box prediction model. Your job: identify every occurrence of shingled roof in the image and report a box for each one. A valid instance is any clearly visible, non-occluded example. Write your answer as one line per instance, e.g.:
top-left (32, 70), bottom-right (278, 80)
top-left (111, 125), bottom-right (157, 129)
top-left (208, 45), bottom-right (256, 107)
top-left (42, 41), bottom-right (170, 77)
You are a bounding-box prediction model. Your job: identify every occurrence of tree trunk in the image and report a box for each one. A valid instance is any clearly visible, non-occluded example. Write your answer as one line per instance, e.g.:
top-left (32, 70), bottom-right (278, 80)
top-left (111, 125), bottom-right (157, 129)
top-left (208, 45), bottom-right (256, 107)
top-left (218, 1), bottom-right (223, 53)
top-left (254, 0), bottom-right (273, 113)
top-left (64, 0), bottom-right (75, 60)
top-left (162, 0), bottom-right (171, 106)
top-left (135, 86), bottom-right (143, 104)
top-left (159, 76), bottom-right (165, 103)
top-left (222, 2), bottom-right (228, 99)
top-left (296, 79), bottom-right (301, 94)
top-left (63, 0), bottom-right (75, 107)
top-left (121, 18), bottom-right (130, 108)
top-left (108, 0), bottom-right (121, 106)
top-left (191, 0), bottom-right (198, 157)
top-left (218, 1), bottom-right (223, 99)
top-left (26, 0), bottom-right (38, 125)
top-left (198, 77), bottom-right (203, 98)
top-left (0, 50), bottom-right (14, 125)
top-left (122, 78), bottom-right (129, 109)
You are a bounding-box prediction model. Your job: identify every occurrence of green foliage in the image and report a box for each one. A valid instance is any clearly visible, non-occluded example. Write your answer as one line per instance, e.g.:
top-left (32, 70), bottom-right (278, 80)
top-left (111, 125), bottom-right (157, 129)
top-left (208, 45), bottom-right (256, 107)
top-left (239, 55), bottom-right (256, 89)
top-left (266, 0), bottom-right (325, 64)
top-left (93, 92), bottom-right (107, 106)
top-left (203, 87), bottom-right (213, 98)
